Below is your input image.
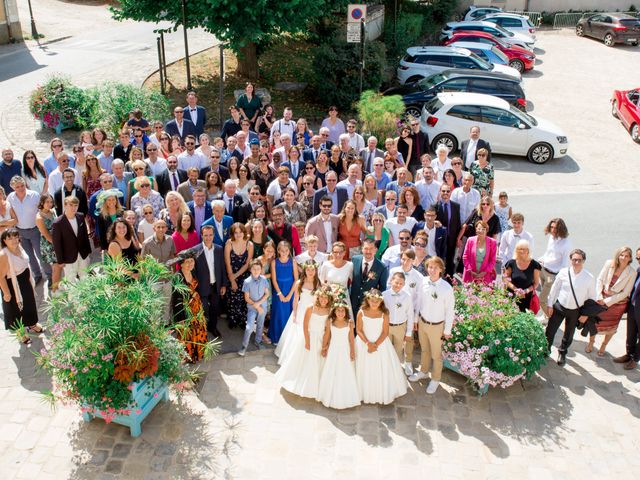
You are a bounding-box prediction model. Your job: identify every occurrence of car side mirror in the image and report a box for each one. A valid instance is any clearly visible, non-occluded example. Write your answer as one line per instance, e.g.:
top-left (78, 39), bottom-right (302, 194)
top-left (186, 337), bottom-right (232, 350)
top-left (518, 123), bottom-right (526, 130)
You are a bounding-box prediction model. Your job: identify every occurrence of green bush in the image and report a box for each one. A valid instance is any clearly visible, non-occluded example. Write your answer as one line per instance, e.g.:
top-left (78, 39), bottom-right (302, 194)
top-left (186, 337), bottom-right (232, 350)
top-left (28, 74), bottom-right (93, 128)
top-left (356, 90), bottom-right (405, 142)
top-left (86, 83), bottom-right (171, 138)
top-left (310, 40), bottom-right (386, 111)
top-left (384, 13), bottom-right (424, 61)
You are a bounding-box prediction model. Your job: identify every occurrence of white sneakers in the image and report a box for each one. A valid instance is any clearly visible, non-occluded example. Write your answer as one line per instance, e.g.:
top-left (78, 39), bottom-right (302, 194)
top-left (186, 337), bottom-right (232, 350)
top-left (408, 371), bottom-right (440, 394)
top-left (408, 371), bottom-right (428, 382)
top-left (404, 362), bottom-right (414, 376)
top-left (238, 347), bottom-right (246, 357)
top-left (426, 380), bottom-right (439, 395)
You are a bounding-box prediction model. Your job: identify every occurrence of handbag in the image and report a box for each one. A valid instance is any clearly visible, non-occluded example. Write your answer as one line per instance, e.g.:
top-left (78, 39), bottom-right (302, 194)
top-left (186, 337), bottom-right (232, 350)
top-left (568, 269), bottom-right (607, 318)
top-left (529, 290), bottom-right (540, 314)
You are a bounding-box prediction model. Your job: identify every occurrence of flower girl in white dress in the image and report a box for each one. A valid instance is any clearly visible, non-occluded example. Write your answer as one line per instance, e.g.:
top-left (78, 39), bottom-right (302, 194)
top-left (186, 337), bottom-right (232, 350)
top-left (276, 286), bottom-right (332, 399)
top-left (317, 302), bottom-right (360, 410)
top-left (355, 289), bottom-right (408, 404)
top-left (275, 260), bottom-right (321, 365)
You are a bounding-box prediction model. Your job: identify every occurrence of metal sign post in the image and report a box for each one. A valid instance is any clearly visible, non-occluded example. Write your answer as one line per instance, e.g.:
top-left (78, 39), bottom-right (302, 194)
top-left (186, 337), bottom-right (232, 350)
top-left (347, 5), bottom-right (367, 96)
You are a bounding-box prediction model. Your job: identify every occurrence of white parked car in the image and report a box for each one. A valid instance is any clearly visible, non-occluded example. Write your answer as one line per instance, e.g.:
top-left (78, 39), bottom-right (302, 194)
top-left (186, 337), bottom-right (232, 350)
top-left (479, 13), bottom-right (537, 39)
top-left (396, 46), bottom-right (521, 85)
top-left (463, 6), bottom-right (502, 21)
top-left (421, 92), bottom-right (569, 164)
top-left (440, 21), bottom-right (535, 50)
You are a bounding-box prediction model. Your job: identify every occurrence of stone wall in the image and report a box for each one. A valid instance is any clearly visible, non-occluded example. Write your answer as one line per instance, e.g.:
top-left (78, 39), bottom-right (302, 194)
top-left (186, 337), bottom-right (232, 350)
top-left (0, 0), bottom-right (23, 44)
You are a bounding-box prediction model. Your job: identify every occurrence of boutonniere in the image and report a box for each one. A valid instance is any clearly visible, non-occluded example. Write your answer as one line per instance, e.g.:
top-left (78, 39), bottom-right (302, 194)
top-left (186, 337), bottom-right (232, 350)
top-left (223, 228), bottom-right (228, 236)
top-left (395, 303), bottom-right (402, 309)
top-left (409, 282), bottom-right (416, 288)
top-left (431, 291), bottom-right (438, 300)
top-left (367, 271), bottom-right (377, 281)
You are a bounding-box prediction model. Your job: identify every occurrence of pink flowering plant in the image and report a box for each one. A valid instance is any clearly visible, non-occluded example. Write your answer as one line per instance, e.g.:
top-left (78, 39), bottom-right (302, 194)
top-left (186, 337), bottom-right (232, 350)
top-left (28, 75), bottom-right (91, 129)
top-left (35, 257), bottom-right (216, 417)
top-left (443, 282), bottom-right (548, 391)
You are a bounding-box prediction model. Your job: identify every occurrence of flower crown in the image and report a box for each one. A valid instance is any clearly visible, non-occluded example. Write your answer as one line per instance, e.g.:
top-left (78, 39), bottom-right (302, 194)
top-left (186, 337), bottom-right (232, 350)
top-left (332, 301), bottom-right (349, 310)
top-left (364, 290), bottom-right (384, 301)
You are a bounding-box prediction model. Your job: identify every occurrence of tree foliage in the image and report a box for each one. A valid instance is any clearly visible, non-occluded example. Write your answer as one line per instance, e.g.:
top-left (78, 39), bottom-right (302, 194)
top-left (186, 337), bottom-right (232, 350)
top-left (356, 90), bottom-right (405, 142)
top-left (111, 0), bottom-right (350, 76)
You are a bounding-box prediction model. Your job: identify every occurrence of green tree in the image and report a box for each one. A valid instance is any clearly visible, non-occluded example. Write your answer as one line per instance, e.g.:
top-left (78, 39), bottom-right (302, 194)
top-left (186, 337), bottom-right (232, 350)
top-left (111, 0), bottom-right (349, 79)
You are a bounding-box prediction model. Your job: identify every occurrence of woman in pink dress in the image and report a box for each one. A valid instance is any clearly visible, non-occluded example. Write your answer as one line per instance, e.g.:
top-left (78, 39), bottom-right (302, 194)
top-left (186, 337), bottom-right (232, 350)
top-left (171, 212), bottom-right (200, 270)
top-left (462, 220), bottom-right (497, 285)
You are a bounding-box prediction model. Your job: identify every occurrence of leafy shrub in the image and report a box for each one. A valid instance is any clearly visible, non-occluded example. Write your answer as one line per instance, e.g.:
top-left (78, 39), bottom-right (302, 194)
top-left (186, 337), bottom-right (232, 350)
top-left (356, 90), bottom-right (405, 142)
top-left (310, 39), bottom-right (386, 111)
top-left (384, 13), bottom-right (424, 61)
top-left (443, 282), bottom-right (548, 390)
top-left (28, 74), bottom-right (93, 128)
top-left (86, 82), bottom-right (171, 138)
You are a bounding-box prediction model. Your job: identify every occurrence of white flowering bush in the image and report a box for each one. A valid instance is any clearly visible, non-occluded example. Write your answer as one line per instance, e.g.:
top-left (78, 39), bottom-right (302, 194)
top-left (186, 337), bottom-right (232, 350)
top-left (443, 282), bottom-right (548, 390)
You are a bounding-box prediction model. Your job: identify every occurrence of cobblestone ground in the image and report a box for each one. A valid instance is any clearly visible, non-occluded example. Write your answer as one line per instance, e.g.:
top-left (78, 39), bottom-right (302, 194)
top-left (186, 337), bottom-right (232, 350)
top-left (1, 308), bottom-right (640, 479)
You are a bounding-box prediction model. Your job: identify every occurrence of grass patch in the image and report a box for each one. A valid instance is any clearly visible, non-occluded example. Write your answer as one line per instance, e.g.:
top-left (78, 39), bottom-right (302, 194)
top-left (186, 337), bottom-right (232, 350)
top-left (143, 37), bottom-right (329, 129)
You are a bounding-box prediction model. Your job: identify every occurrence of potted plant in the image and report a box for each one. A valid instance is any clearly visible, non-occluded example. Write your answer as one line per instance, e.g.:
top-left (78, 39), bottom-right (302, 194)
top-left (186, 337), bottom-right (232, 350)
top-left (28, 74), bottom-right (91, 135)
top-left (36, 256), bottom-right (218, 436)
top-left (442, 282), bottom-right (548, 395)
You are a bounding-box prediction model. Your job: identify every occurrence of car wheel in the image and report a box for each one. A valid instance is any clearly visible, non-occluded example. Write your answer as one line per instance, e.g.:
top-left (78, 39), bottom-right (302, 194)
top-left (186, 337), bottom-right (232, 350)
top-left (527, 142), bottom-right (553, 164)
top-left (604, 33), bottom-right (614, 47)
top-left (509, 59), bottom-right (525, 72)
top-left (432, 134), bottom-right (458, 153)
top-left (406, 76), bottom-right (424, 84)
top-left (631, 124), bottom-right (640, 143)
top-left (611, 100), bottom-right (619, 118)
top-left (404, 106), bottom-right (422, 120)
top-left (576, 25), bottom-right (584, 37)
top-left (631, 41), bottom-right (639, 46)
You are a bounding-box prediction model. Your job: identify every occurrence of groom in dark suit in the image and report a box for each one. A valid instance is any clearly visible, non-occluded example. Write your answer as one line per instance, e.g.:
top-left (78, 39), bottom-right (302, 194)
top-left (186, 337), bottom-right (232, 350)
top-left (435, 184), bottom-right (461, 278)
top-left (350, 238), bottom-right (388, 317)
top-left (195, 225), bottom-right (228, 336)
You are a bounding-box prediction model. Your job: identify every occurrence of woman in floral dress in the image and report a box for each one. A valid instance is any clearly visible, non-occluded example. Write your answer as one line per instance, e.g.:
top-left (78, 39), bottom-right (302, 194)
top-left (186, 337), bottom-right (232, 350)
top-left (35, 194), bottom-right (61, 290)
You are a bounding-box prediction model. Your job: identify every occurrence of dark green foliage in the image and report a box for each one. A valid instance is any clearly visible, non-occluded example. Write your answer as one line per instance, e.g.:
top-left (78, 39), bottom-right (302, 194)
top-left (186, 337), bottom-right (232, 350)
top-left (310, 40), bottom-right (386, 111)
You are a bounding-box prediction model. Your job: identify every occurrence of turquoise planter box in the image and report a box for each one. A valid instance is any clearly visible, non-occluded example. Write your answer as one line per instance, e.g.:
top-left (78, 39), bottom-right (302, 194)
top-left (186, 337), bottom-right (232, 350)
top-left (443, 358), bottom-right (489, 396)
top-left (81, 376), bottom-right (169, 437)
top-left (39, 119), bottom-right (74, 135)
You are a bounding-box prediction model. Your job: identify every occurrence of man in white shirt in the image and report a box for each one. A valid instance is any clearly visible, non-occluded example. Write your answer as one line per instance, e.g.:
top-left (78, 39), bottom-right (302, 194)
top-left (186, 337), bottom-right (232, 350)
top-left (546, 248), bottom-right (596, 366)
top-left (388, 250), bottom-right (423, 376)
top-left (498, 213), bottom-right (534, 264)
top-left (270, 106), bottom-right (295, 141)
top-left (337, 163), bottom-right (362, 198)
top-left (384, 204), bottom-right (417, 244)
top-left (381, 229), bottom-right (413, 269)
top-left (177, 135), bottom-right (207, 171)
top-left (235, 131), bottom-right (252, 159)
top-left (48, 151), bottom-right (81, 195)
top-left (7, 176), bottom-right (49, 283)
top-left (145, 142), bottom-right (167, 176)
top-left (383, 272), bottom-right (415, 375)
top-left (266, 167), bottom-right (297, 208)
top-left (451, 173), bottom-right (480, 224)
top-left (538, 218), bottom-right (572, 316)
top-left (415, 166), bottom-right (441, 210)
top-left (409, 256), bottom-right (455, 394)
top-left (346, 119), bottom-right (365, 151)
top-left (273, 133), bottom-right (292, 163)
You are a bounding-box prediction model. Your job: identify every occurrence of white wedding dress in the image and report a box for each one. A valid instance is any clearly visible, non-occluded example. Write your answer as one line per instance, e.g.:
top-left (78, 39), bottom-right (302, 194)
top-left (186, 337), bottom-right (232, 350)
top-left (355, 314), bottom-right (408, 404)
top-left (275, 309), bottom-right (327, 399)
top-left (275, 287), bottom-right (315, 364)
top-left (319, 261), bottom-right (354, 318)
top-left (317, 324), bottom-right (360, 410)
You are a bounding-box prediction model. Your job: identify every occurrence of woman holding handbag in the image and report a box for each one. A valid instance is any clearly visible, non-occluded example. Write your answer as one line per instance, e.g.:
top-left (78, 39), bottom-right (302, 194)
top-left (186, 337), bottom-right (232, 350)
top-left (585, 246), bottom-right (635, 356)
top-left (503, 239), bottom-right (541, 313)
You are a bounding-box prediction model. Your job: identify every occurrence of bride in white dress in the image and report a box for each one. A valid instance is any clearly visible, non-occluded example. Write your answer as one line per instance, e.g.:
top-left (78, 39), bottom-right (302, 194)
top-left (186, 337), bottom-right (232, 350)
top-left (276, 287), bottom-right (332, 399)
top-left (355, 290), bottom-right (408, 404)
top-left (275, 261), bottom-right (321, 364)
top-left (319, 242), bottom-right (353, 317)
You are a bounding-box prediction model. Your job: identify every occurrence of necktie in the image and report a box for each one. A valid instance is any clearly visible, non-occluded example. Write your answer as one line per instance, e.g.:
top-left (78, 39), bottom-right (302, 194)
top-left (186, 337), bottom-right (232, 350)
top-left (314, 150), bottom-right (318, 161)
top-left (443, 202), bottom-right (450, 225)
top-left (362, 262), bottom-right (369, 279)
top-left (292, 163), bottom-right (297, 178)
top-left (631, 274), bottom-right (640, 306)
top-left (368, 151), bottom-right (373, 171)
top-left (228, 198), bottom-right (233, 214)
top-left (172, 172), bottom-right (178, 190)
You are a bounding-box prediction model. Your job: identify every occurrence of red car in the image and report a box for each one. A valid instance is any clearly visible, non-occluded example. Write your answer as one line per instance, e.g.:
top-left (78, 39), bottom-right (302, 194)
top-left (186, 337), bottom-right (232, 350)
top-left (612, 88), bottom-right (640, 143)
top-left (442, 31), bottom-right (535, 72)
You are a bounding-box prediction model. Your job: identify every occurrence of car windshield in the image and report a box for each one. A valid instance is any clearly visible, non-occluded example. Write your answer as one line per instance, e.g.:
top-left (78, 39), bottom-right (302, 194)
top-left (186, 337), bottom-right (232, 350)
top-left (418, 72), bottom-right (449, 90)
top-left (511, 106), bottom-right (537, 126)
top-left (491, 46), bottom-right (509, 63)
top-left (468, 51), bottom-right (493, 69)
top-left (493, 23), bottom-right (515, 37)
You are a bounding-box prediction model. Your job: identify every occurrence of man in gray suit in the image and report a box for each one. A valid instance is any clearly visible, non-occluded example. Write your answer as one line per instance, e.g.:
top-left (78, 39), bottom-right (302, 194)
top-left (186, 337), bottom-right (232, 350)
top-left (359, 136), bottom-right (384, 173)
top-left (305, 196), bottom-right (340, 253)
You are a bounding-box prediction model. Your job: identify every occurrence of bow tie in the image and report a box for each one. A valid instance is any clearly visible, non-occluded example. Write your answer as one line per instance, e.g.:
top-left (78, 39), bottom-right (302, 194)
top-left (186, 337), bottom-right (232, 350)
top-left (391, 293), bottom-right (400, 297)
top-left (428, 281), bottom-right (437, 287)
top-left (190, 108), bottom-right (196, 111)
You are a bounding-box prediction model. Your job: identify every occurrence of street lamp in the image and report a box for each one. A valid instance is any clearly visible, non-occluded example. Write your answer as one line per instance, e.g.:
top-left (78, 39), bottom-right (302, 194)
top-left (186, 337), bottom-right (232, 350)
top-left (181, 0), bottom-right (193, 91)
top-left (26, 0), bottom-right (39, 38)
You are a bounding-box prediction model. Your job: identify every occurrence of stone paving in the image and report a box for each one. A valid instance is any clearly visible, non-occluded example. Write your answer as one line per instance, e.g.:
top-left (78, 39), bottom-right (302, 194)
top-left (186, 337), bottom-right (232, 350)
top-left (2, 303), bottom-right (640, 480)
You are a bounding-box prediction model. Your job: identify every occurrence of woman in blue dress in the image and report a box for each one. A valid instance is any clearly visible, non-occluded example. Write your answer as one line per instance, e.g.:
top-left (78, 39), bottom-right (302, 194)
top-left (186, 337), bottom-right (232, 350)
top-left (269, 240), bottom-right (298, 344)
